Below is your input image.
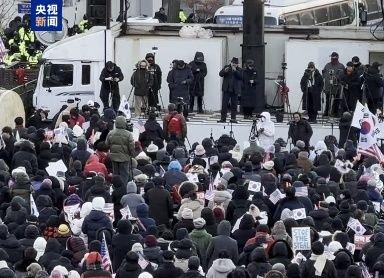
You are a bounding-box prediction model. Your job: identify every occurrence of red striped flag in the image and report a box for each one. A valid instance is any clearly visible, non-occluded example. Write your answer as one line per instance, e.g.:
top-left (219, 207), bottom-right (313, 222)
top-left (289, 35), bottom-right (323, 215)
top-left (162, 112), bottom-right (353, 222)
top-left (101, 232), bottom-right (112, 272)
top-left (358, 144), bottom-right (384, 163)
top-left (135, 120), bottom-right (146, 133)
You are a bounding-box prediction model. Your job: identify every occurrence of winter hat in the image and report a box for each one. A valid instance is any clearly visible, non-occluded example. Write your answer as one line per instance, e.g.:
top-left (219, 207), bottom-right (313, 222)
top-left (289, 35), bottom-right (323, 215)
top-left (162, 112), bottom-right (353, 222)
top-left (265, 270), bottom-right (284, 278)
top-left (281, 208), bottom-right (294, 221)
top-left (193, 218), bottom-right (206, 229)
top-left (50, 269), bottom-right (64, 278)
top-left (325, 196), bottom-right (336, 204)
top-left (126, 251), bottom-right (139, 263)
top-left (53, 265), bottom-right (69, 276)
top-left (175, 228), bottom-right (189, 240)
top-left (328, 241), bottom-right (343, 254)
top-left (296, 140), bottom-right (306, 150)
top-left (357, 200), bottom-right (368, 211)
top-left (181, 208), bottom-right (194, 220)
top-left (262, 160), bottom-right (274, 171)
top-left (33, 237), bottom-right (47, 260)
top-left (272, 263), bottom-right (286, 276)
top-left (41, 178), bottom-right (53, 188)
top-left (312, 241), bottom-right (324, 255)
top-left (188, 256), bottom-right (200, 270)
top-left (92, 197), bottom-right (105, 211)
top-left (145, 235), bottom-right (158, 247)
top-left (179, 181), bottom-right (198, 198)
top-left (282, 174), bottom-right (292, 182)
top-left (138, 273), bottom-right (153, 278)
top-left (58, 224), bottom-right (70, 236)
top-left (147, 142), bottom-right (159, 153)
top-left (68, 271), bottom-right (81, 278)
top-left (286, 263), bottom-right (301, 278)
top-left (194, 145), bottom-right (206, 156)
top-left (163, 250), bottom-right (175, 261)
top-left (131, 243), bottom-right (144, 253)
top-left (27, 263), bottom-right (42, 277)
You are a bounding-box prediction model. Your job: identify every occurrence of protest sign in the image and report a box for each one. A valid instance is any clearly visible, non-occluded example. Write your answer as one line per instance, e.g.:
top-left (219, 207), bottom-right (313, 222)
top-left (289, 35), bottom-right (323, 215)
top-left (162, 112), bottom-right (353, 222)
top-left (269, 189), bottom-right (285, 205)
top-left (46, 159), bottom-right (68, 176)
top-left (120, 206), bottom-right (133, 220)
top-left (354, 235), bottom-right (372, 250)
top-left (292, 227), bottom-right (311, 251)
top-left (347, 218), bottom-right (366, 235)
top-left (63, 203), bottom-right (80, 223)
top-left (103, 203), bottom-right (115, 222)
top-left (295, 187), bottom-right (308, 197)
top-left (187, 173), bottom-right (199, 183)
top-left (346, 242), bottom-right (356, 255)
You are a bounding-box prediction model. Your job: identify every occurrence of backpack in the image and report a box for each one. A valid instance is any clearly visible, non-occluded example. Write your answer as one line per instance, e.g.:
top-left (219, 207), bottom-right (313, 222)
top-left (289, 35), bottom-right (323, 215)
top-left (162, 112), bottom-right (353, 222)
top-left (168, 115), bottom-right (182, 135)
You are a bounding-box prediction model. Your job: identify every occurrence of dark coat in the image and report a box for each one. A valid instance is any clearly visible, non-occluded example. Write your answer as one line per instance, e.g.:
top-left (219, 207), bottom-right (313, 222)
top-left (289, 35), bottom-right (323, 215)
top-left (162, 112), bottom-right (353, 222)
top-left (139, 119), bottom-right (164, 148)
top-left (99, 64), bottom-right (124, 97)
top-left (240, 67), bottom-right (260, 109)
top-left (189, 52), bottom-right (207, 97)
top-left (154, 261), bottom-right (184, 278)
top-left (288, 119), bottom-right (313, 147)
top-left (365, 232), bottom-right (384, 272)
top-left (82, 210), bottom-right (113, 244)
top-left (167, 65), bottom-right (194, 102)
top-left (300, 69), bottom-right (324, 111)
top-left (146, 187), bottom-right (173, 226)
top-left (112, 232), bottom-right (142, 270)
top-left (232, 215), bottom-right (256, 253)
top-left (338, 112), bottom-right (359, 148)
top-left (301, 256), bottom-right (337, 278)
top-left (219, 65), bottom-right (242, 94)
top-left (206, 220), bottom-right (238, 267)
top-left (38, 238), bottom-right (63, 270)
top-left (0, 234), bottom-right (24, 264)
top-left (340, 69), bottom-right (362, 110)
top-left (364, 66), bottom-right (384, 99)
top-left (149, 63), bottom-right (162, 92)
top-left (131, 68), bottom-right (154, 97)
top-left (164, 170), bottom-right (188, 189)
top-left (12, 150), bottom-right (38, 174)
top-left (246, 247), bottom-right (272, 278)
top-left (116, 261), bottom-right (142, 278)
top-left (173, 219), bottom-right (195, 236)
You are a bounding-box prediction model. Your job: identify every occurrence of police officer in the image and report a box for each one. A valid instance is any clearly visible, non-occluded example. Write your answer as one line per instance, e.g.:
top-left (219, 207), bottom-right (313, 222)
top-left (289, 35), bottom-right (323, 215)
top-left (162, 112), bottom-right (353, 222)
top-left (99, 61), bottom-right (124, 112)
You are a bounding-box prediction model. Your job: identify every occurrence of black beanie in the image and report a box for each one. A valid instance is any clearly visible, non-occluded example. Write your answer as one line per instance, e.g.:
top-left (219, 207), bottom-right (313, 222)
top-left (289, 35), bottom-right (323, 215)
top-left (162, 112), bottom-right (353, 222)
top-left (311, 241), bottom-right (324, 255)
top-left (188, 256), bottom-right (200, 270)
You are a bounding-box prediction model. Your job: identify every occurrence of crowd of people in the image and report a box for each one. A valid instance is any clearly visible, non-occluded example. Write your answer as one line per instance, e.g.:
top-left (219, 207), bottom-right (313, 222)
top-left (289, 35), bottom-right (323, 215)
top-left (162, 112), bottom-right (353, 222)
top-left (0, 92), bottom-right (382, 278)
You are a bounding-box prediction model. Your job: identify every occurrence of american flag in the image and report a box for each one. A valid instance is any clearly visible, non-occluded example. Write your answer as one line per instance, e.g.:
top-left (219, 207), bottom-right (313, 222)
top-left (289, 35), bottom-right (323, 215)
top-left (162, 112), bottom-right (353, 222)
top-left (135, 120), bottom-right (146, 133)
top-left (101, 232), bottom-right (112, 272)
top-left (358, 143), bottom-right (384, 163)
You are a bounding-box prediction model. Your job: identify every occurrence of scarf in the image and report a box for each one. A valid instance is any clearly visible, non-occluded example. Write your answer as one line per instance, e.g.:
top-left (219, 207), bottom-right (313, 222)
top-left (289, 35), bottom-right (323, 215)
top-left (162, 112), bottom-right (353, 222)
top-left (310, 253), bottom-right (327, 276)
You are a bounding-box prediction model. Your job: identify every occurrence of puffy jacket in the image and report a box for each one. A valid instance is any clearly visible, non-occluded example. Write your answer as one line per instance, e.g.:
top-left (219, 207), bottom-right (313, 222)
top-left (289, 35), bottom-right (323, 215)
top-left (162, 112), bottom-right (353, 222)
top-left (120, 182), bottom-right (145, 217)
top-left (105, 116), bottom-right (135, 162)
top-left (84, 155), bottom-right (108, 177)
top-left (206, 258), bottom-right (236, 278)
top-left (82, 210), bottom-right (113, 244)
top-left (189, 228), bottom-right (213, 269)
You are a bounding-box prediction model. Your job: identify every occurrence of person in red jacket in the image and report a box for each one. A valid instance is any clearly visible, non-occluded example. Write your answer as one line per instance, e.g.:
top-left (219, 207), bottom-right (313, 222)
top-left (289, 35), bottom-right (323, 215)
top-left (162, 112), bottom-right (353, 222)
top-left (84, 154), bottom-right (108, 177)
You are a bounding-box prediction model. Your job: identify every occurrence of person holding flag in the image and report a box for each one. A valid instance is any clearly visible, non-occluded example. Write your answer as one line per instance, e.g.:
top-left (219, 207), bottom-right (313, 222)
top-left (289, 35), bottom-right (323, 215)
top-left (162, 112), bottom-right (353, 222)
top-left (82, 251), bottom-right (112, 277)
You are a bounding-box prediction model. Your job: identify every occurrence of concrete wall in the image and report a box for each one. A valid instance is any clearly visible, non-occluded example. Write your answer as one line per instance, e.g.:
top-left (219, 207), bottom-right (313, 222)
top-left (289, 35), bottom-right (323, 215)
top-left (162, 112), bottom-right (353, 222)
top-left (115, 36), bottom-right (226, 110)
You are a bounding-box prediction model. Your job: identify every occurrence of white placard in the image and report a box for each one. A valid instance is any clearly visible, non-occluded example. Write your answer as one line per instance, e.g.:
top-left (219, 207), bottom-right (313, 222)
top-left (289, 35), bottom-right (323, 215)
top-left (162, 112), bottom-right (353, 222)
top-left (269, 189), bottom-right (285, 205)
top-left (293, 208), bottom-right (307, 220)
top-left (45, 159), bottom-right (68, 176)
top-left (248, 181), bottom-right (261, 192)
top-left (292, 227), bottom-right (311, 251)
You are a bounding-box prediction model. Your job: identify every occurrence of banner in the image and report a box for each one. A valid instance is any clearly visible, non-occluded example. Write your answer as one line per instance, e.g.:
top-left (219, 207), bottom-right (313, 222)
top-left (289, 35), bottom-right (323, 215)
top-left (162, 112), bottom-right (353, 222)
top-left (351, 101), bottom-right (366, 128)
top-left (292, 227), bottom-right (311, 251)
top-left (31, 0), bottom-right (63, 31)
top-left (248, 181), bottom-right (261, 193)
top-left (354, 235), bottom-right (372, 250)
top-left (292, 208), bottom-right (306, 220)
top-left (103, 203), bottom-right (115, 222)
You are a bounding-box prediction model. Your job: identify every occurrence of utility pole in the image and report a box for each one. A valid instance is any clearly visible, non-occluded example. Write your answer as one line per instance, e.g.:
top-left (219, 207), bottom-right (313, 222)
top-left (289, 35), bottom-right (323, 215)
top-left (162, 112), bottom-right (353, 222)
top-left (167, 0), bottom-right (181, 23)
top-left (242, 0), bottom-right (266, 107)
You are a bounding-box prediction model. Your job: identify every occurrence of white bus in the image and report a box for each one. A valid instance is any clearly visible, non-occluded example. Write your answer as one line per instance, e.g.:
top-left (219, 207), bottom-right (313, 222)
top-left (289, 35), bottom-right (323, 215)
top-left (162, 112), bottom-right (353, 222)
top-left (214, 0), bottom-right (382, 27)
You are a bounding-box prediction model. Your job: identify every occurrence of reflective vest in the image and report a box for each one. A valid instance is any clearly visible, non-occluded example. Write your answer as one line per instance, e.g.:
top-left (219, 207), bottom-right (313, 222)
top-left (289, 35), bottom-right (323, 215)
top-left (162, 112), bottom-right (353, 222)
top-left (79, 19), bottom-right (89, 32)
top-left (4, 53), bottom-right (21, 66)
top-left (179, 11), bottom-right (187, 23)
top-left (18, 27), bottom-right (35, 43)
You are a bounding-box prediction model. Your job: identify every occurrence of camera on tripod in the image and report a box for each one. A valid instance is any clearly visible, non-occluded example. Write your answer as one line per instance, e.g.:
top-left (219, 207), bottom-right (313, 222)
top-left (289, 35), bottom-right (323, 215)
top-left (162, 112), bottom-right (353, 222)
top-left (176, 97), bottom-right (186, 113)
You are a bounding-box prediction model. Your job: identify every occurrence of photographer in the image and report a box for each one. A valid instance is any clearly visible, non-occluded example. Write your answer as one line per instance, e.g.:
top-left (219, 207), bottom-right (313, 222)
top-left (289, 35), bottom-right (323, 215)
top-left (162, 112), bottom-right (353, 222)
top-left (322, 52), bottom-right (345, 117)
top-left (218, 57), bottom-right (242, 123)
top-left (99, 61), bottom-right (124, 112)
top-left (145, 53), bottom-right (162, 110)
top-left (288, 112), bottom-right (313, 148)
top-left (340, 61), bottom-right (362, 112)
top-left (363, 62), bottom-right (384, 114)
top-left (167, 60), bottom-right (194, 119)
top-left (105, 115), bottom-right (135, 185)
top-left (189, 51), bottom-right (207, 113)
top-left (130, 60), bottom-right (154, 116)
top-left (300, 62), bottom-right (324, 123)
top-left (162, 103), bottom-right (187, 145)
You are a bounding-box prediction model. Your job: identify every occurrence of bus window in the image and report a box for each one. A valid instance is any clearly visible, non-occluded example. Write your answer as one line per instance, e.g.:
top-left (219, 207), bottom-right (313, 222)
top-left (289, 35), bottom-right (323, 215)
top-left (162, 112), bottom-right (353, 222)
top-left (366, 0), bottom-right (379, 12)
top-left (300, 11), bottom-right (315, 25)
top-left (328, 5), bottom-right (342, 25)
top-left (265, 16), bottom-right (278, 26)
top-left (285, 14), bottom-right (300, 25)
top-left (341, 2), bottom-right (354, 24)
top-left (314, 8), bottom-right (329, 25)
